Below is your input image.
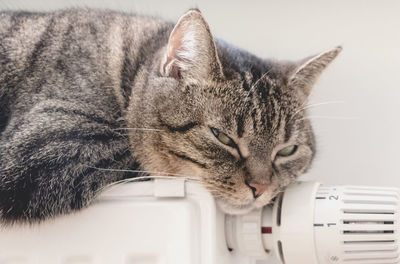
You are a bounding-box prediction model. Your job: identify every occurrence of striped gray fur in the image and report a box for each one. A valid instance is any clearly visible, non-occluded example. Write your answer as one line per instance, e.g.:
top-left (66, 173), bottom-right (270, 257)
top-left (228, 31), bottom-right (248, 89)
top-left (0, 8), bottom-right (341, 223)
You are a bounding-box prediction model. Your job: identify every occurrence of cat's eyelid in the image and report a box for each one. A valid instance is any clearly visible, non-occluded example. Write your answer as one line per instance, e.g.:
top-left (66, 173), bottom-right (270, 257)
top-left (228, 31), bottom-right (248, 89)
top-left (209, 127), bottom-right (244, 158)
top-left (271, 142), bottom-right (298, 160)
top-left (211, 127), bottom-right (236, 147)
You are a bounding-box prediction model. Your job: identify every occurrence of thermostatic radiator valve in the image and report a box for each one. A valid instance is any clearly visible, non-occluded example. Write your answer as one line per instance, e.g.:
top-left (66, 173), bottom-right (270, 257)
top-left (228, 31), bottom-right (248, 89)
top-left (225, 181), bottom-right (400, 264)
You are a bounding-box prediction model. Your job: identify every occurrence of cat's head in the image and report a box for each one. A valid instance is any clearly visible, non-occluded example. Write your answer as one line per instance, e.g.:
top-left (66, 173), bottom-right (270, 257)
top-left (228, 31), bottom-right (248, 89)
top-left (127, 9), bottom-right (341, 214)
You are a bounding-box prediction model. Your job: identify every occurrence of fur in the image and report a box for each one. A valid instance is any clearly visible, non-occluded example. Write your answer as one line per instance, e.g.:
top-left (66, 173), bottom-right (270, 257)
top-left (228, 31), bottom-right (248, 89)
top-left (0, 8), bottom-right (340, 223)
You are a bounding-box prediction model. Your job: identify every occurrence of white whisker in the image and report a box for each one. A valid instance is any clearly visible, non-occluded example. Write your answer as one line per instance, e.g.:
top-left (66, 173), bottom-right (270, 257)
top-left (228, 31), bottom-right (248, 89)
top-left (299, 115), bottom-right (359, 121)
top-left (250, 70), bottom-right (271, 91)
top-left (244, 69), bottom-right (274, 100)
top-left (292, 100), bottom-right (345, 118)
top-left (288, 100), bottom-right (348, 124)
top-left (95, 175), bottom-right (200, 195)
top-left (85, 165), bottom-right (198, 179)
top-left (113, 128), bottom-right (163, 132)
top-left (303, 100), bottom-right (345, 110)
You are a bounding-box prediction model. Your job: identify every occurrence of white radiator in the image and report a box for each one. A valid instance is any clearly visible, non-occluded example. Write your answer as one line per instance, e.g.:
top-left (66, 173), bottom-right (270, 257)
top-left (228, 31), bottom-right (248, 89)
top-left (0, 179), bottom-right (265, 264)
top-left (1, 179), bottom-right (399, 264)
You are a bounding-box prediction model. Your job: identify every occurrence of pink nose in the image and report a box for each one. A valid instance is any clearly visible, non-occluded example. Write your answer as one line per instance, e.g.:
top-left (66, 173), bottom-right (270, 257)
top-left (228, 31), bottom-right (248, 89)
top-left (245, 181), bottom-right (268, 199)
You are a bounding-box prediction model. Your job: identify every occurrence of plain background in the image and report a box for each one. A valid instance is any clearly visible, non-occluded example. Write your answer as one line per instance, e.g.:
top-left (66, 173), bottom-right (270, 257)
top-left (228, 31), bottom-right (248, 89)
top-left (1, 1), bottom-right (400, 262)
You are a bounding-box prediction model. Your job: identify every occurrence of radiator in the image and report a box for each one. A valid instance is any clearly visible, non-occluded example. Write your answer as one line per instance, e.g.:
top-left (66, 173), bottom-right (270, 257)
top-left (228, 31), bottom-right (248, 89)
top-left (1, 179), bottom-right (399, 264)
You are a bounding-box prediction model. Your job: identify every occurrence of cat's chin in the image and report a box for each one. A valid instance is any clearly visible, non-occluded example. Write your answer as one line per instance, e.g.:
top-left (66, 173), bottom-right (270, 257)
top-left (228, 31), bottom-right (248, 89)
top-left (215, 199), bottom-right (256, 215)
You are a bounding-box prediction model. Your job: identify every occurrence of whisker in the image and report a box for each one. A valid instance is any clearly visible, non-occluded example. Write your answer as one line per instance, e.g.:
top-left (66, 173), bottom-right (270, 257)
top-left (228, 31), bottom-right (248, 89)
top-left (200, 180), bottom-right (246, 200)
top-left (250, 70), bottom-right (272, 91)
top-left (296, 100), bottom-right (345, 114)
top-left (113, 175), bottom-right (198, 185)
top-left (244, 69), bottom-right (273, 100)
top-left (299, 115), bottom-right (359, 121)
top-left (85, 165), bottom-right (198, 179)
top-left (304, 100), bottom-right (345, 108)
top-left (95, 175), bottom-right (200, 196)
top-left (290, 100), bottom-right (346, 122)
top-left (112, 128), bottom-right (163, 132)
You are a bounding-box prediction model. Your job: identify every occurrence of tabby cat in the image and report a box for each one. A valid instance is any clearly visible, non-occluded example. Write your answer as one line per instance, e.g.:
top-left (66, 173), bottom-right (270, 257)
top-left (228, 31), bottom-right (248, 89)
top-left (0, 8), bottom-right (341, 223)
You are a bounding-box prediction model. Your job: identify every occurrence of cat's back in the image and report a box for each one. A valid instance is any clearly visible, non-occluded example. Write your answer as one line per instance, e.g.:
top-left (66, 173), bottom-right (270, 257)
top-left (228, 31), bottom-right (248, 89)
top-left (0, 9), bottom-right (166, 62)
top-left (0, 9), bottom-right (171, 115)
top-left (0, 9), bottom-right (120, 69)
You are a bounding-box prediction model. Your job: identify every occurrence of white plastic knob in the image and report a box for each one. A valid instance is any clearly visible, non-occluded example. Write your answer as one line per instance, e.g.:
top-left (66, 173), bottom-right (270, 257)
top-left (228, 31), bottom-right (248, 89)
top-left (225, 208), bottom-right (268, 258)
top-left (226, 181), bottom-right (400, 264)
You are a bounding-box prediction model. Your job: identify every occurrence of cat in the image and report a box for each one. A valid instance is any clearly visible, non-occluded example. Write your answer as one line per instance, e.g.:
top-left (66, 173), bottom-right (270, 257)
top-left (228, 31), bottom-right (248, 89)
top-left (0, 8), bottom-right (341, 223)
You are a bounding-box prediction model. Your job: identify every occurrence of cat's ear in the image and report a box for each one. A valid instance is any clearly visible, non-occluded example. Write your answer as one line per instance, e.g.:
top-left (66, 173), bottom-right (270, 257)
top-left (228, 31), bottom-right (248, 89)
top-left (161, 9), bottom-right (224, 83)
top-left (289, 46), bottom-right (342, 97)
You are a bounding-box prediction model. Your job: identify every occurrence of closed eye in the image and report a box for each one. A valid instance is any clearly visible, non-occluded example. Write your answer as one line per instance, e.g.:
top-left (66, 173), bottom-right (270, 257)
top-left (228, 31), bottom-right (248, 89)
top-left (210, 127), bottom-right (235, 148)
top-left (276, 145), bottom-right (298, 157)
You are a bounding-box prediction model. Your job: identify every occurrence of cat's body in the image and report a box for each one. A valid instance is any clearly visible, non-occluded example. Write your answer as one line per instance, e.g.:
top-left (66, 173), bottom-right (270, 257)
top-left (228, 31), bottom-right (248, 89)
top-left (0, 8), bottom-right (340, 223)
top-left (0, 9), bottom-right (160, 221)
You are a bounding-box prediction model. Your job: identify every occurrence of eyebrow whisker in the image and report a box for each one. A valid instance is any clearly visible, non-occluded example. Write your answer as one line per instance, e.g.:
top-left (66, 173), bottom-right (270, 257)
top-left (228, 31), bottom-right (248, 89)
top-left (245, 69), bottom-right (273, 99)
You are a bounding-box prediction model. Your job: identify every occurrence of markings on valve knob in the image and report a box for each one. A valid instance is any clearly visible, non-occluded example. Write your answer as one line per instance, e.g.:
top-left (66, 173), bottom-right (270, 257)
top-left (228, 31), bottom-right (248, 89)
top-left (330, 255), bottom-right (339, 262)
top-left (315, 195), bottom-right (340, 200)
top-left (314, 223), bottom-right (337, 227)
top-left (329, 195), bottom-right (339, 200)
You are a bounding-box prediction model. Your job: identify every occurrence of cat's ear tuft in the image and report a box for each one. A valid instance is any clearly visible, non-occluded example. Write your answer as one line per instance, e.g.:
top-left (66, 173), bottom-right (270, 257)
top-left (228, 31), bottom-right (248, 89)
top-left (161, 9), bottom-right (224, 83)
top-left (289, 46), bottom-right (342, 97)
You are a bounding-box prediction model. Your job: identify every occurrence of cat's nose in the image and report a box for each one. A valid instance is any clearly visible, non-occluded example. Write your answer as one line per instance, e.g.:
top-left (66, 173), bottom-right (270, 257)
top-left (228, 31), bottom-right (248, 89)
top-left (245, 180), bottom-right (268, 199)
